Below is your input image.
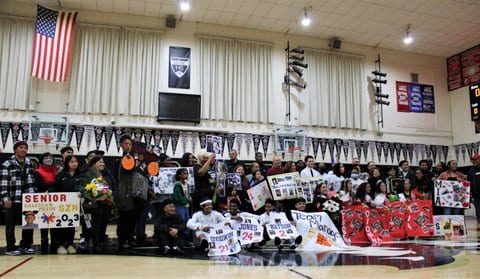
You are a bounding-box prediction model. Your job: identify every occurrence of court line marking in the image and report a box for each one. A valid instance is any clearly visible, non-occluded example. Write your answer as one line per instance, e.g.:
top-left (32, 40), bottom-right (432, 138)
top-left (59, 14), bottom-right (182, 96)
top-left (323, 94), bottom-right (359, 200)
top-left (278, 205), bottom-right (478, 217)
top-left (288, 268), bottom-right (313, 279)
top-left (0, 256), bottom-right (34, 277)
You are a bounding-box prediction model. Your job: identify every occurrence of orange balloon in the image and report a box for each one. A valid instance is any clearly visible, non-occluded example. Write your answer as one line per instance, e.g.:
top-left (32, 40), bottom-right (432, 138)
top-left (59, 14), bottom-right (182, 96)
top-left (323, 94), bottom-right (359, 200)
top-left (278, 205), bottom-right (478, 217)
top-left (121, 155), bottom-right (135, 171)
top-left (147, 162), bottom-right (159, 176)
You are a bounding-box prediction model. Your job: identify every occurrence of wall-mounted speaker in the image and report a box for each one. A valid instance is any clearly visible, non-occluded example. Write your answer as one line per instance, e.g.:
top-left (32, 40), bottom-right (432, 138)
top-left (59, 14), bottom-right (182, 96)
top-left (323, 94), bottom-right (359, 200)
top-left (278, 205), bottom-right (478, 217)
top-left (166, 16), bottom-right (176, 28)
top-left (329, 38), bottom-right (341, 49)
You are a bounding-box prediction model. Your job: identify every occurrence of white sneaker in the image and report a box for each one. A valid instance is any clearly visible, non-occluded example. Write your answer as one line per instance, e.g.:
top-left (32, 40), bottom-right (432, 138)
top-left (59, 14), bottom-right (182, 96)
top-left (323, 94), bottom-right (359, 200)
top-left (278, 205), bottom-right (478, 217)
top-left (57, 246), bottom-right (68, 255)
top-left (24, 247), bottom-right (35, 254)
top-left (67, 245), bottom-right (76, 254)
top-left (5, 248), bottom-right (21, 256)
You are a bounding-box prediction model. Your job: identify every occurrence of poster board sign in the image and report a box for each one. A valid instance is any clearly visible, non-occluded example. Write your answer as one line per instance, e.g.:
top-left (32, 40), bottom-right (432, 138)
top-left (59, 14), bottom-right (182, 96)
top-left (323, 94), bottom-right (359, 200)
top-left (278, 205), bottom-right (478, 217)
top-left (151, 167), bottom-right (194, 194)
top-left (226, 173), bottom-right (242, 191)
top-left (433, 215), bottom-right (466, 239)
top-left (405, 200), bottom-right (434, 237)
top-left (265, 222), bottom-right (299, 240)
top-left (206, 135), bottom-right (223, 155)
top-left (22, 192), bottom-right (80, 229)
top-left (433, 180), bottom-right (471, 208)
top-left (296, 177), bottom-right (322, 203)
top-left (232, 215), bottom-right (264, 245)
top-left (267, 172), bottom-right (299, 200)
top-left (247, 180), bottom-right (272, 211)
top-left (207, 224), bottom-right (241, 256)
top-left (291, 210), bottom-right (346, 251)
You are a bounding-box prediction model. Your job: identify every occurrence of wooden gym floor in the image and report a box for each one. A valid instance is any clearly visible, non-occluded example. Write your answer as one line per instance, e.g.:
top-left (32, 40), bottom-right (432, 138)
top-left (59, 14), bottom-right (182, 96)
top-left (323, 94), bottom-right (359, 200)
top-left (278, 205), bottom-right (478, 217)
top-left (1, 219), bottom-right (480, 278)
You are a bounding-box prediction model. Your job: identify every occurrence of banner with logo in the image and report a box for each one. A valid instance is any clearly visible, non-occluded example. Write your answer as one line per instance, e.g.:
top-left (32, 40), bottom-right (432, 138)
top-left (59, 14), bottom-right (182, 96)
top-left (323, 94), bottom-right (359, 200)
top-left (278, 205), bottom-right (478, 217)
top-left (168, 46), bottom-right (190, 89)
top-left (151, 167), bottom-right (195, 194)
top-left (405, 200), bottom-right (434, 237)
top-left (267, 172), bottom-right (299, 200)
top-left (246, 180), bottom-right (272, 211)
top-left (22, 192), bottom-right (80, 229)
top-left (433, 180), bottom-right (471, 208)
top-left (291, 210), bottom-right (346, 251)
top-left (207, 224), bottom-right (241, 256)
top-left (433, 215), bottom-right (466, 239)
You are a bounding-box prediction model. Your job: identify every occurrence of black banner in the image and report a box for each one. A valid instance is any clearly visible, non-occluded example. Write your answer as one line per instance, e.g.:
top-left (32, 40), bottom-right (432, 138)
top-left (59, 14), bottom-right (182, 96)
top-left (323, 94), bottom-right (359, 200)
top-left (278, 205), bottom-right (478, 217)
top-left (375, 142), bottom-right (383, 162)
top-left (168, 46), bottom-right (191, 89)
top-left (153, 130), bottom-right (162, 147)
top-left (252, 134), bottom-right (261, 154)
top-left (0, 122), bottom-right (10, 149)
top-left (342, 140), bottom-right (350, 161)
top-left (382, 142), bottom-right (389, 162)
top-left (170, 130), bottom-right (180, 156)
top-left (261, 135), bottom-right (270, 158)
top-left (327, 139), bottom-right (335, 162)
top-left (144, 129), bottom-right (152, 146)
top-left (104, 126), bottom-right (114, 152)
top-left (161, 130), bottom-right (170, 153)
top-left (94, 126), bottom-right (105, 150)
top-left (311, 138), bottom-right (320, 160)
top-left (442, 146), bottom-right (449, 163)
top-left (355, 140), bottom-right (362, 161)
top-left (114, 127), bottom-right (124, 152)
top-left (21, 123), bottom-right (29, 142)
top-left (74, 125), bottom-right (85, 152)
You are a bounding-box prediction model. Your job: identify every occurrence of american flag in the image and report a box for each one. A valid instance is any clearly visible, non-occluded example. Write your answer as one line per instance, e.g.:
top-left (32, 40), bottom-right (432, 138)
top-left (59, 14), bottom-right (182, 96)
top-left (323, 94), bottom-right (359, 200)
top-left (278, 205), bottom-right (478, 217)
top-left (31, 5), bottom-right (78, 82)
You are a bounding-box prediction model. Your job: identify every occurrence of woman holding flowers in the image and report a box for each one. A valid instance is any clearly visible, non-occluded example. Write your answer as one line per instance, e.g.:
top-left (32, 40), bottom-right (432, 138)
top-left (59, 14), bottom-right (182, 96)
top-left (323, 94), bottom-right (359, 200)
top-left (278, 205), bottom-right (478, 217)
top-left (80, 155), bottom-right (116, 253)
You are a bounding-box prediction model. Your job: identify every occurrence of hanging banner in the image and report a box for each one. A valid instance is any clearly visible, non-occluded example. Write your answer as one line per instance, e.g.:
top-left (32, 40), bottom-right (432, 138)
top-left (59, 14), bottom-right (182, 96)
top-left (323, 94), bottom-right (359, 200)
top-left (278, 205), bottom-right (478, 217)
top-left (431, 145), bottom-right (438, 163)
top-left (405, 200), bottom-right (434, 237)
top-left (382, 142), bottom-right (389, 163)
top-left (442, 146), bottom-right (449, 163)
top-left (361, 141), bottom-right (369, 162)
top-left (247, 180), bottom-right (273, 211)
top-left (180, 131), bottom-right (189, 155)
top-left (151, 167), bottom-right (195, 194)
top-left (261, 135), bottom-right (270, 158)
top-left (407, 144), bottom-right (414, 162)
top-left (170, 131), bottom-right (180, 156)
top-left (144, 129), bottom-right (153, 147)
top-left (433, 180), bottom-right (471, 209)
top-left (225, 133), bottom-right (235, 154)
top-left (74, 125), bottom-right (85, 152)
top-left (327, 139), bottom-right (335, 162)
top-left (191, 132), bottom-right (198, 155)
top-left (168, 46), bottom-right (190, 89)
top-left (291, 210), bottom-right (346, 251)
top-left (11, 123), bottom-right (21, 144)
top-left (388, 142), bottom-right (395, 163)
top-left (267, 172), bottom-right (299, 201)
top-left (22, 192), bottom-right (80, 229)
top-left (235, 134), bottom-right (244, 155)
top-left (375, 142), bottom-right (383, 163)
top-left (113, 127), bottom-right (124, 152)
top-left (341, 205), bottom-right (368, 244)
top-left (342, 140), bottom-right (350, 161)
top-left (199, 132), bottom-right (207, 149)
top-left (334, 139), bottom-right (343, 162)
top-left (132, 129), bottom-right (144, 142)
top-left (422, 85), bottom-right (435, 113)
top-left (252, 134), bottom-right (261, 154)
top-left (0, 122), bottom-right (10, 149)
top-left (244, 134), bottom-right (252, 157)
top-left (20, 123), bottom-right (29, 141)
top-left (160, 130), bottom-right (169, 153)
top-left (433, 215), bottom-right (466, 239)
top-left (311, 138), bottom-right (320, 160)
top-left (207, 224), bottom-right (241, 257)
top-left (409, 83), bottom-right (423, 112)
top-left (67, 125), bottom-right (75, 147)
top-left (94, 126), bottom-right (105, 150)
top-left (396, 81), bottom-right (410, 112)
top-left (401, 143), bottom-right (408, 161)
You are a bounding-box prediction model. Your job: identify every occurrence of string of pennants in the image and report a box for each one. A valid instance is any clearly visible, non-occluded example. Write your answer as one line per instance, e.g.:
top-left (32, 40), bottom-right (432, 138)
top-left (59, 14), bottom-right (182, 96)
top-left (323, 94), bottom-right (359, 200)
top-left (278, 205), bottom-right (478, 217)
top-left (0, 122), bottom-right (453, 164)
top-left (453, 141), bottom-right (480, 163)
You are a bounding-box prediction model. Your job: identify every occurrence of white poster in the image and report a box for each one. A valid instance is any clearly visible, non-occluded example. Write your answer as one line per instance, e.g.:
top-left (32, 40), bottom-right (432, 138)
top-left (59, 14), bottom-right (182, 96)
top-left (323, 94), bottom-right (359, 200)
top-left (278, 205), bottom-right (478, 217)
top-left (207, 224), bottom-right (242, 256)
top-left (433, 215), bottom-right (466, 239)
top-left (291, 210), bottom-right (347, 251)
top-left (296, 177), bottom-right (323, 203)
top-left (231, 215), bottom-right (264, 245)
top-left (247, 180), bottom-right (273, 211)
top-left (267, 172), bottom-right (299, 200)
top-left (206, 135), bottom-right (223, 155)
top-left (434, 180), bottom-right (471, 208)
top-left (151, 167), bottom-right (194, 194)
top-left (266, 222), bottom-right (299, 240)
top-left (22, 192), bottom-right (80, 229)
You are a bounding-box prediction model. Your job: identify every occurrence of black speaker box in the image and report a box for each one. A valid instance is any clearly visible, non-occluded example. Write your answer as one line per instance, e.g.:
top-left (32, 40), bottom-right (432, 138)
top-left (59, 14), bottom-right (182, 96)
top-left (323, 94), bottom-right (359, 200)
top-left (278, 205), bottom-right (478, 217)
top-left (330, 39), bottom-right (341, 49)
top-left (166, 17), bottom-right (176, 28)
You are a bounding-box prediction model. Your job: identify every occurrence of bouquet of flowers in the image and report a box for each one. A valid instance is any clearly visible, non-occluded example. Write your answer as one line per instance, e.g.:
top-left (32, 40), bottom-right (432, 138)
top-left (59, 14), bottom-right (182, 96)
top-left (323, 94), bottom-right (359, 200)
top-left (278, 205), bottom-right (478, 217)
top-left (84, 176), bottom-right (114, 206)
top-left (322, 194), bottom-right (343, 231)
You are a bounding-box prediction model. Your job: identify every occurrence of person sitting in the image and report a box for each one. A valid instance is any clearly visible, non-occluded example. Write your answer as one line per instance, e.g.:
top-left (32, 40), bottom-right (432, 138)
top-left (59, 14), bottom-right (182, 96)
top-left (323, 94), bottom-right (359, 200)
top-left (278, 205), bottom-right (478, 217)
top-left (397, 179), bottom-right (416, 202)
top-left (186, 198), bottom-right (226, 252)
top-left (354, 182), bottom-right (374, 207)
top-left (338, 179), bottom-right (354, 206)
top-left (154, 199), bottom-right (185, 255)
top-left (372, 180), bottom-right (391, 208)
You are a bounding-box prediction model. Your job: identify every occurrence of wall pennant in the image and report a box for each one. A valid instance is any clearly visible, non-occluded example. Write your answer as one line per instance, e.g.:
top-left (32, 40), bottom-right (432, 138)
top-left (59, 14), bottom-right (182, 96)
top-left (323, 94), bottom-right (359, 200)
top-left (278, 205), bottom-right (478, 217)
top-left (355, 140), bottom-right (362, 161)
top-left (235, 134), bottom-right (244, 155)
top-left (85, 125), bottom-right (94, 150)
top-left (441, 146), bottom-right (449, 163)
top-left (425, 145), bottom-right (432, 160)
top-left (74, 125), bottom-right (85, 151)
top-left (114, 127), bottom-right (124, 152)
top-left (0, 122), bottom-right (11, 149)
top-left (261, 135), bottom-right (270, 158)
top-left (20, 123), bottom-right (29, 141)
top-left (311, 138), bottom-right (320, 160)
top-left (320, 138), bottom-right (328, 160)
top-left (161, 130), bottom-right (170, 153)
top-left (327, 138), bottom-right (335, 162)
top-left (144, 129), bottom-right (152, 146)
top-left (342, 139), bottom-right (350, 161)
top-left (368, 141), bottom-right (375, 162)
top-left (133, 129), bottom-right (144, 142)
top-left (153, 130), bottom-right (161, 146)
top-left (244, 134), bottom-right (252, 156)
top-left (461, 144), bottom-right (467, 162)
top-left (473, 142), bottom-right (479, 155)
top-left (67, 125), bottom-right (75, 147)
top-left (94, 126), bottom-right (105, 150)
top-left (304, 137), bottom-right (311, 157)
top-left (104, 126), bottom-right (114, 152)
top-left (382, 142), bottom-right (389, 163)
top-left (454, 145), bottom-right (460, 162)
top-left (413, 144), bottom-right (420, 162)
top-left (466, 143), bottom-right (474, 159)
top-left (252, 134), bottom-right (261, 154)
top-left (419, 144), bottom-right (426, 160)
top-left (388, 142), bottom-right (395, 163)
top-left (11, 123), bottom-right (21, 144)
top-left (375, 142), bottom-right (383, 163)
top-left (430, 145), bottom-right (438, 164)
top-left (191, 132), bottom-right (198, 154)
top-left (361, 141), bottom-right (369, 162)
top-left (334, 138), bottom-right (343, 162)
top-left (219, 133), bottom-right (227, 156)
top-left (170, 130), bottom-right (180, 156)
top-left (407, 144), bottom-right (414, 162)
top-left (199, 132), bottom-right (207, 149)
top-left (53, 123), bottom-right (66, 143)
top-left (401, 143), bottom-right (408, 161)
top-left (180, 131), bottom-right (189, 154)
top-left (394, 142), bottom-right (402, 163)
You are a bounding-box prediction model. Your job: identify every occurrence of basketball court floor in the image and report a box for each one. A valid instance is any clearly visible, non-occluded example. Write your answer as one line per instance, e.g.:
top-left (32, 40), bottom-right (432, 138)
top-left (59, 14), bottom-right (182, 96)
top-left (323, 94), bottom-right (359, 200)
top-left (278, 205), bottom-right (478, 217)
top-left (1, 218), bottom-right (480, 278)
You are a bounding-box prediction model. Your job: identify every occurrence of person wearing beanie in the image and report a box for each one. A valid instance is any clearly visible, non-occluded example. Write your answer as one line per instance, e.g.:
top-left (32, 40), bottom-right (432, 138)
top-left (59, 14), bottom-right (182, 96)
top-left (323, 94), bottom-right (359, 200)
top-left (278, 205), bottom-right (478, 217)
top-left (154, 199), bottom-right (185, 255)
top-left (1, 141), bottom-right (36, 256)
top-left (33, 152), bottom-right (58, 254)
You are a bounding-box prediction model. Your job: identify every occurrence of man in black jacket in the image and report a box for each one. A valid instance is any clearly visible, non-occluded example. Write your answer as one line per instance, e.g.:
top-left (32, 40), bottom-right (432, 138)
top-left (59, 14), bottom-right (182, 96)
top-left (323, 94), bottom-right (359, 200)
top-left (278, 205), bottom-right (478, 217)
top-left (155, 199), bottom-right (185, 255)
top-left (468, 154), bottom-right (480, 224)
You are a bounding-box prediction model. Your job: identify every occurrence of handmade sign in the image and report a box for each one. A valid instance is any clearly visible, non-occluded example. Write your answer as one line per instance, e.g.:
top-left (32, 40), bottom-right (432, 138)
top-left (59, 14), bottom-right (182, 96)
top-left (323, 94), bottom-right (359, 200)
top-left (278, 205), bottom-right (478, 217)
top-left (291, 210), bottom-right (346, 251)
top-left (207, 224), bottom-right (241, 256)
top-left (433, 215), bottom-right (466, 239)
top-left (267, 172), bottom-right (299, 200)
top-left (265, 221), bottom-right (299, 240)
top-left (231, 215), bottom-right (264, 245)
top-left (22, 192), bottom-right (80, 229)
top-left (151, 167), bottom-right (195, 194)
top-left (434, 180), bottom-right (471, 208)
top-left (364, 208), bottom-right (394, 244)
top-left (296, 177), bottom-right (323, 203)
top-left (405, 200), bottom-right (434, 237)
top-left (342, 205), bottom-right (368, 244)
top-left (247, 180), bottom-right (273, 211)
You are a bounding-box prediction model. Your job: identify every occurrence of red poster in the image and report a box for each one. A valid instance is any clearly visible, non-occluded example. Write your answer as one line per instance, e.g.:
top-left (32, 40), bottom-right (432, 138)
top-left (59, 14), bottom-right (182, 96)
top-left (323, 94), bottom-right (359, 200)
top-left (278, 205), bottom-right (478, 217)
top-left (342, 205), bottom-right (368, 244)
top-left (365, 208), bottom-right (393, 244)
top-left (405, 200), bottom-right (434, 237)
top-left (387, 201), bottom-right (406, 239)
top-left (396, 81), bottom-right (410, 112)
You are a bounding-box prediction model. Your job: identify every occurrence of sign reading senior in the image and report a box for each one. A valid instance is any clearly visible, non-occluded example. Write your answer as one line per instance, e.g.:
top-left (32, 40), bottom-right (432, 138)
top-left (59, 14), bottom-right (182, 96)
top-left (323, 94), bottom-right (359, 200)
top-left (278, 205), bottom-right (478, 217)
top-left (291, 210), bottom-right (346, 250)
top-left (22, 192), bottom-right (80, 229)
top-left (208, 224), bottom-right (241, 257)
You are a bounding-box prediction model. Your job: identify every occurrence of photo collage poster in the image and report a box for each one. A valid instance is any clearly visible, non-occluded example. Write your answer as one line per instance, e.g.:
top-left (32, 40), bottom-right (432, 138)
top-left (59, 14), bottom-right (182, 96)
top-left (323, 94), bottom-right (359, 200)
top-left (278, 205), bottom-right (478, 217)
top-left (296, 177), bottom-right (323, 204)
top-left (433, 180), bottom-right (471, 209)
top-left (151, 167), bottom-right (195, 195)
top-left (266, 172), bottom-right (299, 201)
top-left (206, 134), bottom-right (223, 156)
top-left (433, 215), bottom-right (466, 239)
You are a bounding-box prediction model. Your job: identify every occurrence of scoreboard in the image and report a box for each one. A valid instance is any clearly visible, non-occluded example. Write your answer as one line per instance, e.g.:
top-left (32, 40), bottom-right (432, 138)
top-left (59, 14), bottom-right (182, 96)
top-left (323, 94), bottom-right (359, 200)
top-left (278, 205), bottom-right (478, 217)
top-left (471, 83), bottom-right (480, 121)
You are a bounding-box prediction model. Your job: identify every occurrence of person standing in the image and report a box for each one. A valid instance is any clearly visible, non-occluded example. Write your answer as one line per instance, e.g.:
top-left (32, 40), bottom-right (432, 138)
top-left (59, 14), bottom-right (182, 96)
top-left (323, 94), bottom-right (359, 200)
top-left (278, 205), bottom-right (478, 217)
top-left (267, 155), bottom-right (284, 176)
top-left (300, 155), bottom-right (321, 177)
top-left (225, 149), bottom-right (241, 173)
top-left (1, 141), bottom-right (36, 255)
top-left (468, 154), bottom-right (480, 223)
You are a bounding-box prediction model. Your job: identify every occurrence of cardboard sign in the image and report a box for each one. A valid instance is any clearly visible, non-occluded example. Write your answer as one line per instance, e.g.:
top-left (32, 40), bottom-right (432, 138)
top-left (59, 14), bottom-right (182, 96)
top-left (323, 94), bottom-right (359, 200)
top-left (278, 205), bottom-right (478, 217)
top-left (231, 215), bottom-right (264, 245)
top-left (247, 180), bottom-right (272, 211)
top-left (151, 167), bottom-right (195, 194)
top-left (207, 224), bottom-right (241, 256)
top-left (433, 215), bottom-right (466, 239)
top-left (296, 177), bottom-right (323, 203)
top-left (265, 222), bottom-right (299, 240)
top-left (267, 172), bottom-right (299, 200)
top-left (434, 180), bottom-right (471, 208)
top-left (291, 210), bottom-right (346, 251)
top-left (22, 192), bottom-right (80, 229)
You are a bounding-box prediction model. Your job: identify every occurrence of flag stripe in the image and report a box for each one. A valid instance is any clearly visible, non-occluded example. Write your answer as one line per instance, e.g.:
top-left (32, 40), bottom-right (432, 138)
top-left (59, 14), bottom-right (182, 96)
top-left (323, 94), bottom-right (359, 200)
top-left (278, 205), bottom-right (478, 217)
top-left (31, 5), bottom-right (78, 82)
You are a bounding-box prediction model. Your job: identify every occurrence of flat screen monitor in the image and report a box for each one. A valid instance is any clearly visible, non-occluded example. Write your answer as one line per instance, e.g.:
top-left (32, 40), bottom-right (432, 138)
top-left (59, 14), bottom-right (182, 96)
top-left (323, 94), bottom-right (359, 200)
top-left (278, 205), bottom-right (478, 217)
top-left (157, 92), bottom-right (201, 123)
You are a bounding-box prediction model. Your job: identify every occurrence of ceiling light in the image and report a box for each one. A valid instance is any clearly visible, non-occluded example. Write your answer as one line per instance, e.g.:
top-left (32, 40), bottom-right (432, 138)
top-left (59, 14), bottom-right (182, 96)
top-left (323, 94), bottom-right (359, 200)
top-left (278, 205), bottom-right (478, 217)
top-left (403, 24), bottom-right (413, 45)
top-left (180, 0), bottom-right (190, 12)
top-left (301, 6), bottom-right (311, 27)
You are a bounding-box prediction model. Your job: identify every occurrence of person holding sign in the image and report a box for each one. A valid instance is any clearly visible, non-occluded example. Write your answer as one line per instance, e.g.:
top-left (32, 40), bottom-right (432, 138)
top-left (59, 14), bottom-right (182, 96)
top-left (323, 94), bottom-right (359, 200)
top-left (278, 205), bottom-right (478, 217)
top-left (224, 199), bottom-right (264, 249)
top-left (186, 198), bottom-right (227, 252)
top-left (1, 141), bottom-right (36, 256)
top-left (155, 199), bottom-right (185, 255)
top-left (192, 150), bottom-right (216, 211)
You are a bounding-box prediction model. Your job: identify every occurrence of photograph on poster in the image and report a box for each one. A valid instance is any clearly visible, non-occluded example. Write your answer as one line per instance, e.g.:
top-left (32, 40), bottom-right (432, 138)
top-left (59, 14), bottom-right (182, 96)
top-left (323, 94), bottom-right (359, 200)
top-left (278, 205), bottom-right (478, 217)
top-left (206, 135), bottom-right (223, 155)
top-left (151, 167), bottom-right (195, 194)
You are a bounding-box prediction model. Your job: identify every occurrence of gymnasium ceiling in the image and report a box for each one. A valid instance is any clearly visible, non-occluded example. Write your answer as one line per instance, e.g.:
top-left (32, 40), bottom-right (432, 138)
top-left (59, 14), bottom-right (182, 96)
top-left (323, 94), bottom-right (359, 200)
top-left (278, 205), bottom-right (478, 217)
top-left (8, 0), bottom-right (480, 58)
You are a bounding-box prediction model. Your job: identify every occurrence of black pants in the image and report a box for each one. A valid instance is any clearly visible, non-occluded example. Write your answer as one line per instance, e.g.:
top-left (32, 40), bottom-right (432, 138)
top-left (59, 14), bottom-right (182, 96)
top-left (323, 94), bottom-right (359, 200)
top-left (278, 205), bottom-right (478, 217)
top-left (52, 227), bottom-right (75, 248)
top-left (5, 203), bottom-right (33, 250)
top-left (157, 231), bottom-right (183, 248)
top-left (117, 208), bottom-right (138, 244)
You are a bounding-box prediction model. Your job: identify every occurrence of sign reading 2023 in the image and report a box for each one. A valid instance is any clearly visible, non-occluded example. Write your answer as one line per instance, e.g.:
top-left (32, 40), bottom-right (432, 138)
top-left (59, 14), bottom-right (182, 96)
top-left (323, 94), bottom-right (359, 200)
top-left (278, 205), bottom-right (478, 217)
top-left (22, 193), bottom-right (80, 229)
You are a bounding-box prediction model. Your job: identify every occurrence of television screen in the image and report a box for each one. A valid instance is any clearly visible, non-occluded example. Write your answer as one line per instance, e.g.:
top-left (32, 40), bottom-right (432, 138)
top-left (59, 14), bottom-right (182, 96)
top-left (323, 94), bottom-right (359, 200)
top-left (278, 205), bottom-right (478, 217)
top-left (157, 92), bottom-right (201, 123)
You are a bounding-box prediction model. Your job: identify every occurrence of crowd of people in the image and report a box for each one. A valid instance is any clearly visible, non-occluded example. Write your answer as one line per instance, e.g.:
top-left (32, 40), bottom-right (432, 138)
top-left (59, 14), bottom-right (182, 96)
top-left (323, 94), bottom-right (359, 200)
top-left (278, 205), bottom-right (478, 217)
top-left (1, 137), bottom-right (480, 257)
